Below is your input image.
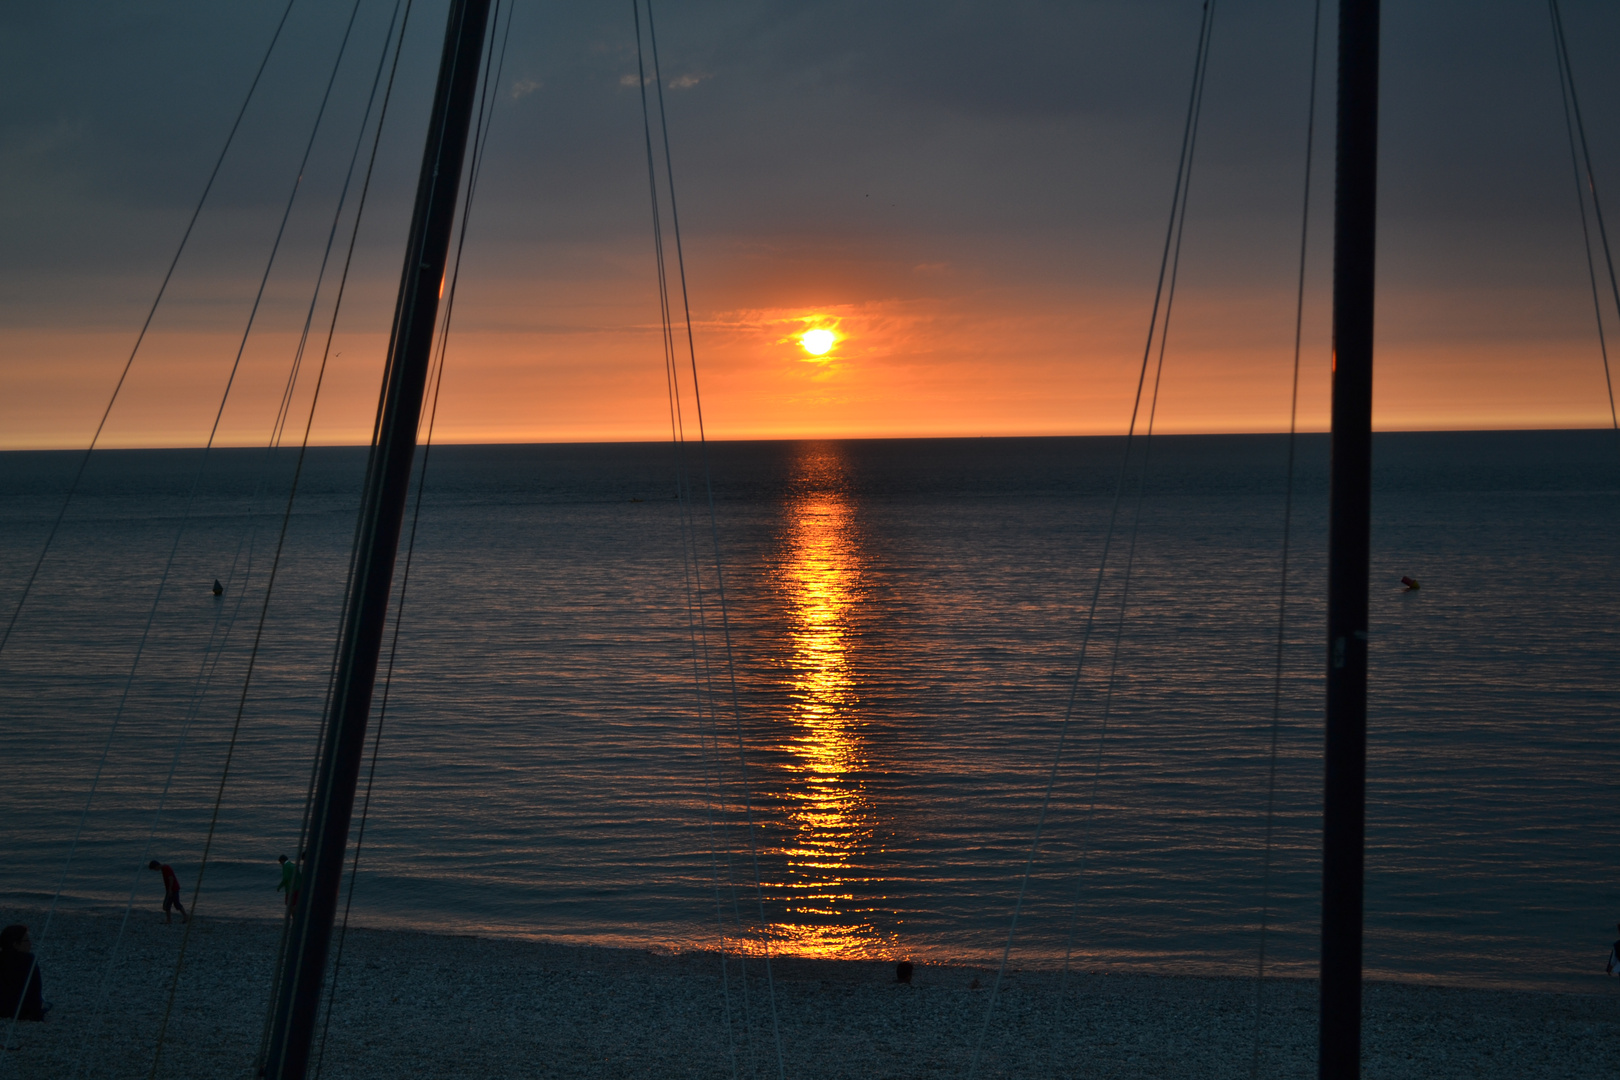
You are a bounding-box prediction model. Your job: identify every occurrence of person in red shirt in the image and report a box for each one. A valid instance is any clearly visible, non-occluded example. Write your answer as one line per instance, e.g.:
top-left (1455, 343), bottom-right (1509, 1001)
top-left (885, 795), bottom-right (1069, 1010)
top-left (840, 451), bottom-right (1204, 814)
top-left (147, 860), bottom-right (188, 924)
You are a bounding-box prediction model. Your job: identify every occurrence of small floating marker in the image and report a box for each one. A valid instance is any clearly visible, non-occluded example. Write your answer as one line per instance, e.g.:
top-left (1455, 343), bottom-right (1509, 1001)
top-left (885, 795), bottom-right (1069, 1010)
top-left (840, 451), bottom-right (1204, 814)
top-left (212, 579), bottom-right (224, 597)
top-left (895, 960), bottom-right (913, 984)
top-left (1400, 576), bottom-right (1420, 591)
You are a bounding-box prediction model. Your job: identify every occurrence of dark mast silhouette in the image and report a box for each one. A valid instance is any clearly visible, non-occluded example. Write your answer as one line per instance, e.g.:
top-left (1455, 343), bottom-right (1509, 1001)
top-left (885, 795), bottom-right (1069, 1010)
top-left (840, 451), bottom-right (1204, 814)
top-left (1321, 0), bottom-right (1378, 1076)
top-left (259, 1), bottom-right (494, 1076)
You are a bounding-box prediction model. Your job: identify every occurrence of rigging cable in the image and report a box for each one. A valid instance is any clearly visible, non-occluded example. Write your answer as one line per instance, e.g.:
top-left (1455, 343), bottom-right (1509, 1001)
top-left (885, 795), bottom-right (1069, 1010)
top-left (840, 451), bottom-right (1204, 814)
top-left (660, 187), bottom-right (752, 1080)
top-left (113, 28), bottom-right (416, 1049)
top-left (1251, 0), bottom-right (1322, 1074)
top-left (1547, 0), bottom-right (1620, 434)
top-left (310, 3), bottom-right (510, 1073)
top-left (633, 2), bottom-right (750, 1073)
top-left (638, 2), bottom-right (786, 1076)
top-left (1055, 0), bottom-right (1216, 997)
top-left (3, 1), bottom-right (360, 1060)
top-left (70, 535), bottom-right (259, 1079)
top-left (966, 3), bottom-right (1217, 1076)
top-left (655, 193), bottom-right (749, 1075)
top-left (145, 1), bottom-right (409, 1071)
top-left (76, 6), bottom-right (414, 1035)
top-left (671, 423), bottom-right (749, 1080)
top-left (252, 0), bottom-right (420, 1069)
top-left (0, 0), bottom-right (297, 662)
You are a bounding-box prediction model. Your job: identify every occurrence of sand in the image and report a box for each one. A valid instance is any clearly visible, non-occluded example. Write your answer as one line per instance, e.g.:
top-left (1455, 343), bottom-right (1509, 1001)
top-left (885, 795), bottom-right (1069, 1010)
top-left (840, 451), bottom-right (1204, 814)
top-left (1, 906), bottom-right (1614, 1078)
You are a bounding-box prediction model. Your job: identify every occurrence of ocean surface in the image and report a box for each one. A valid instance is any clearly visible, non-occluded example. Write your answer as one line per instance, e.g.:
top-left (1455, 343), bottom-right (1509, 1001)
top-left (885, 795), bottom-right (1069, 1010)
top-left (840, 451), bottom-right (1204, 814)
top-left (1, 432), bottom-right (1616, 992)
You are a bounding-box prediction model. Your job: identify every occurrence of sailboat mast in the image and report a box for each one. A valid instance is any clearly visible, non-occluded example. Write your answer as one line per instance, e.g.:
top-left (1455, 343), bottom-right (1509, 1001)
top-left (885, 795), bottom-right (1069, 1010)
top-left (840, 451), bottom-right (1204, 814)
top-left (1321, 0), bottom-right (1378, 1077)
top-left (260, 1), bottom-right (493, 1076)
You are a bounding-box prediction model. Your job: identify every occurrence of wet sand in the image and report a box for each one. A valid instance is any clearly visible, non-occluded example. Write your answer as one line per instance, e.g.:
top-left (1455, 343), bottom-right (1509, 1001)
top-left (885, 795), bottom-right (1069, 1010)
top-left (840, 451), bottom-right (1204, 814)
top-left (2, 907), bottom-right (1614, 1078)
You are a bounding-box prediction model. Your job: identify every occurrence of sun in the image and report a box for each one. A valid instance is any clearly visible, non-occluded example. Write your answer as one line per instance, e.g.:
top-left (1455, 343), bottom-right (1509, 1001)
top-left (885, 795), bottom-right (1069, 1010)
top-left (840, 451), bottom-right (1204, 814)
top-left (800, 328), bottom-right (837, 356)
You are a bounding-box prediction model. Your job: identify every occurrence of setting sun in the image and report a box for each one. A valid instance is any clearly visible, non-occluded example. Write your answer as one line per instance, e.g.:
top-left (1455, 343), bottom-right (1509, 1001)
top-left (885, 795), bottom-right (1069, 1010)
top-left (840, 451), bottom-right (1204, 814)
top-left (800, 328), bottom-right (837, 356)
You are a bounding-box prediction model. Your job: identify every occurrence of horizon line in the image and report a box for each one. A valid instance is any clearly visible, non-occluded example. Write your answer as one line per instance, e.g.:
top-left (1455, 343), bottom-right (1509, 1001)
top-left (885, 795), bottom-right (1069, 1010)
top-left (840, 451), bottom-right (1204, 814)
top-left (2, 423), bottom-right (1615, 453)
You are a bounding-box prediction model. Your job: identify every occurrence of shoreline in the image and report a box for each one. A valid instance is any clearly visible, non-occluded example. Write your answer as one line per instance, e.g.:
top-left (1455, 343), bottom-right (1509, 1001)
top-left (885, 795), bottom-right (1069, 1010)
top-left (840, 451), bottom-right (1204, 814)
top-left (3, 907), bottom-right (1616, 1078)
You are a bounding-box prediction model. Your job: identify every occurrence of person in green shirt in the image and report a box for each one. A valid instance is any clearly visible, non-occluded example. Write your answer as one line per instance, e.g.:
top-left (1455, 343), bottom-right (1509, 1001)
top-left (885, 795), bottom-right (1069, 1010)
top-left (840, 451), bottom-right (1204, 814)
top-left (276, 854), bottom-right (301, 911)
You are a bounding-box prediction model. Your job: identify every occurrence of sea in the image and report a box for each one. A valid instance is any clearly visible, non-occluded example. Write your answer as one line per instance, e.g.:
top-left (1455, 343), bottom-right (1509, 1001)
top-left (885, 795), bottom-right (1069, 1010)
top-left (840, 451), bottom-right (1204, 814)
top-left (1, 431), bottom-right (1616, 993)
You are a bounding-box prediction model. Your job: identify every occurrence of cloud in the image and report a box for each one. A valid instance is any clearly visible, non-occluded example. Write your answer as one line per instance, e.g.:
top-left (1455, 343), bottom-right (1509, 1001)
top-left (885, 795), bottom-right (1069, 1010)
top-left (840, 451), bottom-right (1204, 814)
top-left (619, 73), bottom-right (649, 87)
top-left (668, 73), bottom-right (708, 90)
top-left (509, 78), bottom-right (541, 99)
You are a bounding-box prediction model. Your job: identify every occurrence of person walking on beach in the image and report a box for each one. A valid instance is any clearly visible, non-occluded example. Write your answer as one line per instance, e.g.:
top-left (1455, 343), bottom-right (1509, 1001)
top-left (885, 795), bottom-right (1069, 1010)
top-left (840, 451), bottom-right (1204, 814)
top-left (0, 925), bottom-right (45, 1022)
top-left (1607, 922), bottom-right (1620, 976)
top-left (148, 860), bottom-right (188, 924)
top-left (277, 854), bottom-right (301, 911)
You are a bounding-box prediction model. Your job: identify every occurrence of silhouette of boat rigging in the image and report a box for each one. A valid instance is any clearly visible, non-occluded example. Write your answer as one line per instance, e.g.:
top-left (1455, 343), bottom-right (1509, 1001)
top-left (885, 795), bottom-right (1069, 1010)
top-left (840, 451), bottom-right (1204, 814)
top-left (6, 1), bottom-right (1618, 1078)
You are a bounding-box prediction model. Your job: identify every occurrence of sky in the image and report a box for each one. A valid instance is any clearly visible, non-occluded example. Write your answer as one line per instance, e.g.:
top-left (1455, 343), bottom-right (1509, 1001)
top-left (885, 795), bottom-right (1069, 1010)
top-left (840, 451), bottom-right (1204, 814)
top-left (2, 0), bottom-right (1620, 449)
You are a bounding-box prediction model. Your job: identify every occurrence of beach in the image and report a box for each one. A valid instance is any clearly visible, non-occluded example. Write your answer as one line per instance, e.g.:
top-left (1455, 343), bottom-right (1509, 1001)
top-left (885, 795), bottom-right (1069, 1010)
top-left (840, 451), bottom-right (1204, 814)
top-left (2, 906), bottom-right (1614, 1078)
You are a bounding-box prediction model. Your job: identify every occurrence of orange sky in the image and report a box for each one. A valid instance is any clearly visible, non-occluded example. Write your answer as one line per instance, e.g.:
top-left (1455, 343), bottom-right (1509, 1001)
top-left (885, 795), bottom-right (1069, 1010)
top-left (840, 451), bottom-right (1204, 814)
top-left (3, 267), bottom-right (1612, 450)
top-left (3, 1), bottom-right (1618, 450)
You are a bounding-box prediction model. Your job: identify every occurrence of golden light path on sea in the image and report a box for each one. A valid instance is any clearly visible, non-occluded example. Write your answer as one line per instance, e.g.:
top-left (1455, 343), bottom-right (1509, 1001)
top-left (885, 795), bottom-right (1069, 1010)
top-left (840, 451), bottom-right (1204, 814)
top-left (765, 446), bottom-right (887, 958)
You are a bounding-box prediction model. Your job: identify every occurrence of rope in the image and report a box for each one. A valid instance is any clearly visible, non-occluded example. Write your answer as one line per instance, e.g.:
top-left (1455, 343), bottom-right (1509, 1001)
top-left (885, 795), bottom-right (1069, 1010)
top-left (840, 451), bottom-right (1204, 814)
top-left (0, 0), bottom-right (297, 665)
top-left (655, 183), bottom-right (748, 1074)
top-left (4, 5), bottom-right (357, 1069)
top-left (1548, 0), bottom-right (1620, 434)
top-left (252, 3), bottom-right (419, 1070)
top-left (631, 2), bottom-right (750, 1071)
top-left (1054, 13), bottom-right (1214, 994)
top-left (676, 497), bottom-right (748, 1080)
top-left (966, 3), bottom-right (1217, 1074)
top-left (631, 0), bottom-right (748, 1067)
top-left (70, 535), bottom-right (258, 1079)
top-left (142, 0), bottom-right (399, 1068)
top-left (310, 3), bottom-right (510, 1072)
top-left (660, 185), bottom-right (751, 1080)
top-left (82, 11), bottom-right (409, 1032)
top-left (1250, 1), bottom-right (1322, 1074)
top-left (663, 384), bottom-right (756, 1067)
top-left (636, 2), bottom-right (784, 1074)
top-left (647, 4), bottom-right (785, 1073)
top-left (0, 7), bottom-right (301, 1066)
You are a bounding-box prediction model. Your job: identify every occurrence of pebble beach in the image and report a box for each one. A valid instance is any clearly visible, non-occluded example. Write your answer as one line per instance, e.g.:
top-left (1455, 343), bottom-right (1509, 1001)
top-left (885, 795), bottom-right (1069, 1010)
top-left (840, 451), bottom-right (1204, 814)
top-left (2, 906), bottom-right (1615, 1078)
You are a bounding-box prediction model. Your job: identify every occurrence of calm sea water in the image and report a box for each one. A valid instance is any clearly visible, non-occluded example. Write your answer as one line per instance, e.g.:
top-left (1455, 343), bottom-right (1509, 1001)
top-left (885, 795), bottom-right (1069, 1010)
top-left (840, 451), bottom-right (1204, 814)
top-left (1, 432), bottom-right (1616, 992)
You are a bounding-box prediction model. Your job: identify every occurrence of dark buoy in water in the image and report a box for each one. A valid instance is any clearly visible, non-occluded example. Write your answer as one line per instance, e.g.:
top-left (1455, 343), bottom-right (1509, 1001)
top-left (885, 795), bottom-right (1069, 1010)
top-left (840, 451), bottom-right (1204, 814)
top-left (1400, 576), bottom-right (1420, 591)
top-left (212, 579), bottom-right (224, 597)
top-left (895, 960), bottom-right (913, 984)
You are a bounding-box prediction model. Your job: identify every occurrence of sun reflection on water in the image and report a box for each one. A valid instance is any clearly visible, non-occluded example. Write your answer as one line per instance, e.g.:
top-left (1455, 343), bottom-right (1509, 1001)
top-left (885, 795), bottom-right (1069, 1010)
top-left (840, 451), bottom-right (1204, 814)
top-left (766, 448), bottom-right (888, 959)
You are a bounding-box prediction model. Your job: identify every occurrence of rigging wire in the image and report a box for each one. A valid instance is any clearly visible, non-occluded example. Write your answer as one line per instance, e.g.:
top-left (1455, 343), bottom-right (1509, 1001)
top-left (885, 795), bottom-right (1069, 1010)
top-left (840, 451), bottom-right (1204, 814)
top-left (1054, 4), bottom-right (1215, 996)
top-left (633, 2), bottom-right (751, 1072)
top-left (266, 0), bottom-right (512, 1069)
top-left (70, 535), bottom-right (259, 1080)
top-left (70, 0), bottom-right (413, 1032)
top-left (651, 247), bottom-right (758, 1062)
top-left (144, 1), bottom-right (411, 1070)
top-left (1548, 0), bottom-right (1620, 435)
top-left (253, 1), bottom-right (420, 1069)
top-left (309, 3), bottom-right (511, 1073)
top-left (659, 184), bottom-right (753, 1080)
top-left (642, 4), bottom-right (788, 1076)
top-left (1250, 1), bottom-right (1322, 1074)
top-left (673, 463), bottom-right (749, 1080)
top-left (965, 3), bottom-right (1217, 1075)
top-left (636, 3), bottom-right (786, 1074)
top-left (3, 0), bottom-right (362, 1059)
top-left (651, 163), bottom-right (750, 1069)
top-left (0, 0), bottom-right (297, 664)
